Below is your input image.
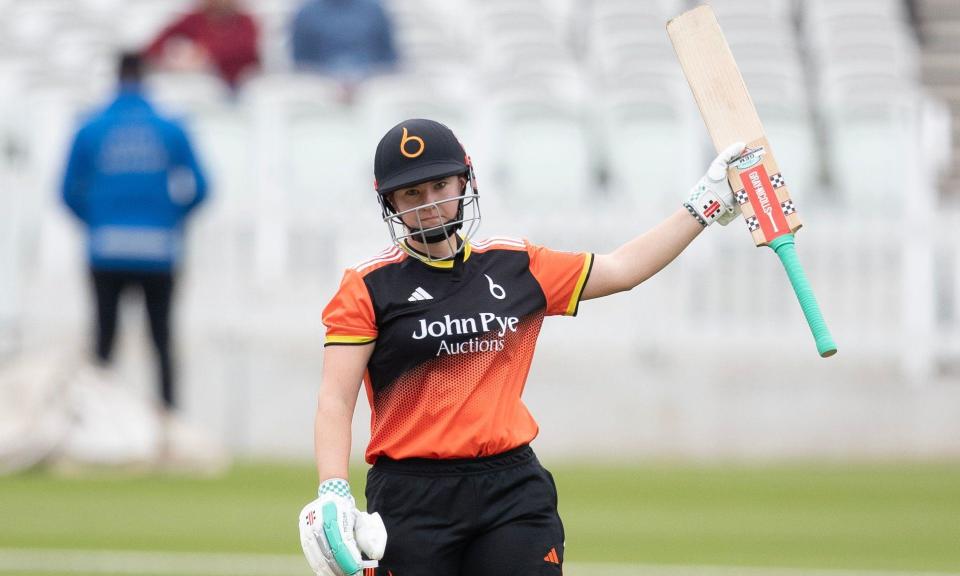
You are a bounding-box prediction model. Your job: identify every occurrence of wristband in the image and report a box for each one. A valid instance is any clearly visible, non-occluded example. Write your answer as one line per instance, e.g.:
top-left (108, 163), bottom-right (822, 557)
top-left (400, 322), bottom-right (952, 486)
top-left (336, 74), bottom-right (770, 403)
top-left (683, 202), bottom-right (707, 227)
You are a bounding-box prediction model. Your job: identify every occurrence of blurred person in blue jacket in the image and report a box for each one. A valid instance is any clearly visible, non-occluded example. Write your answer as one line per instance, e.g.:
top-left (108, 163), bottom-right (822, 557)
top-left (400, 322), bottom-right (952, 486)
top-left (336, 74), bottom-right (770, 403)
top-left (61, 52), bottom-right (208, 420)
top-left (291, 0), bottom-right (398, 101)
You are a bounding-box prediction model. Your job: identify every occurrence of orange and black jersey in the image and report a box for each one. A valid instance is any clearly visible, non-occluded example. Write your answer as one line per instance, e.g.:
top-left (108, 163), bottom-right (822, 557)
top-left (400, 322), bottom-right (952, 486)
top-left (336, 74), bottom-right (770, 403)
top-left (322, 237), bottom-right (593, 464)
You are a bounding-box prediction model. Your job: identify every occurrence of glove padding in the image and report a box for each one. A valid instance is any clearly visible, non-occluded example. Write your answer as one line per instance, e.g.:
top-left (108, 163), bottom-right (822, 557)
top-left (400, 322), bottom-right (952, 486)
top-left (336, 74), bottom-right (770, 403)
top-left (684, 142), bottom-right (746, 227)
top-left (299, 478), bottom-right (385, 576)
top-left (355, 509), bottom-right (387, 560)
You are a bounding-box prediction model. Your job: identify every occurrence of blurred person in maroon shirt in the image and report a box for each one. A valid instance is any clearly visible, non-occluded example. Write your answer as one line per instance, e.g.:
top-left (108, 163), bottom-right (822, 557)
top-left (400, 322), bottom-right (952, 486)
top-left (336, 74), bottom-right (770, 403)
top-left (145, 0), bottom-right (260, 89)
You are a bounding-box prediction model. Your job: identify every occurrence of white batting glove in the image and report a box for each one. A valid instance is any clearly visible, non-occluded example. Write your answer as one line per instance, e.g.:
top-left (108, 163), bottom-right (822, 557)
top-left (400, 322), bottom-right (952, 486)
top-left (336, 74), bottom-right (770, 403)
top-left (355, 510), bottom-right (387, 560)
top-left (299, 479), bottom-right (382, 576)
top-left (683, 142), bottom-right (745, 227)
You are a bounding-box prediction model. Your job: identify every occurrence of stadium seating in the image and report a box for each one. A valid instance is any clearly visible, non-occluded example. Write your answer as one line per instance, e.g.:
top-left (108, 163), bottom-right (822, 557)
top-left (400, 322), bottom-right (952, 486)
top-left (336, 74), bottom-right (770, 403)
top-left (482, 86), bottom-right (594, 211)
top-left (596, 81), bottom-right (698, 210)
top-left (709, 0), bottom-right (794, 20)
top-left (114, 0), bottom-right (192, 48)
top-left (147, 71), bottom-right (232, 119)
top-left (1, 0), bottom-right (954, 456)
top-left (800, 0), bottom-right (928, 210)
top-left (188, 107), bottom-right (257, 223)
top-left (251, 0), bottom-right (296, 71)
top-left (357, 72), bottom-right (474, 144)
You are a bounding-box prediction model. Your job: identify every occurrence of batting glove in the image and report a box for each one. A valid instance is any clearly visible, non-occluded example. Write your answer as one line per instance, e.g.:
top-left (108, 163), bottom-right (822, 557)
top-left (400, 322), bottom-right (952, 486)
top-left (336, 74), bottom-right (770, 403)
top-left (684, 142), bottom-right (745, 227)
top-left (299, 478), bottom-right (386, 576)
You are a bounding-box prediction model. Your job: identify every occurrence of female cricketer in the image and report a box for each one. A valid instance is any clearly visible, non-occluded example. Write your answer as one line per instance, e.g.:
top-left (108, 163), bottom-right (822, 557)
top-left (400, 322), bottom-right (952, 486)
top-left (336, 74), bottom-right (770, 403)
top-left (299, 118), bottom-right (744, 576)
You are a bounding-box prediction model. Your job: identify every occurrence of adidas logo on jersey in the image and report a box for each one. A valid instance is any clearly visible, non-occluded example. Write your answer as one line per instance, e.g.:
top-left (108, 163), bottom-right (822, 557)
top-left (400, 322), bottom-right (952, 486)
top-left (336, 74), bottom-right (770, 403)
top-left (408, 287), bottom-right (433, 302)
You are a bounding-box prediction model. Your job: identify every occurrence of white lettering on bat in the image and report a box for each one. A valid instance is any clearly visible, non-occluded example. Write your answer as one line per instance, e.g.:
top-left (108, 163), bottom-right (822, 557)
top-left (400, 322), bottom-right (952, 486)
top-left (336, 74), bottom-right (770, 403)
top-left (749, 170), bottom-right (779, 233)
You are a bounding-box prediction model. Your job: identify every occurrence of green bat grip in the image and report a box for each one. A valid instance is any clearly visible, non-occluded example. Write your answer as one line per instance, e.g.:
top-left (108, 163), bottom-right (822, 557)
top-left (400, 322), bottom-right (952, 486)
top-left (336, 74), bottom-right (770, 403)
top-left (768, 234), bottom-right (837, 358)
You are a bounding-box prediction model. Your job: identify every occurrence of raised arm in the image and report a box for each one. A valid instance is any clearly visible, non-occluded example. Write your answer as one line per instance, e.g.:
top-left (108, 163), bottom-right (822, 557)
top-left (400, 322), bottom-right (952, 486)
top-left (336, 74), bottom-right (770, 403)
top-left (582, 208), bottom-right (703, 300)
top-left (582, 142), bottom-right (745, 301)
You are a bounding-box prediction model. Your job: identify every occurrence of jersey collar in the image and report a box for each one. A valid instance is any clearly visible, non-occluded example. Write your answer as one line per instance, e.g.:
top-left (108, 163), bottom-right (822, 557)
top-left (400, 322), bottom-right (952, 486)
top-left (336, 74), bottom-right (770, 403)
top-left (399, 237), bottom-right (472, 269)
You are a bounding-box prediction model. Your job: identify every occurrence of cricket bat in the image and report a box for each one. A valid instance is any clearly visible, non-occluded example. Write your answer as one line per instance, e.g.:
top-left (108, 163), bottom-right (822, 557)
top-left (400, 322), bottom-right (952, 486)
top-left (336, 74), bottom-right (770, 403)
top-left (667, 4), bottom-right (837, 357)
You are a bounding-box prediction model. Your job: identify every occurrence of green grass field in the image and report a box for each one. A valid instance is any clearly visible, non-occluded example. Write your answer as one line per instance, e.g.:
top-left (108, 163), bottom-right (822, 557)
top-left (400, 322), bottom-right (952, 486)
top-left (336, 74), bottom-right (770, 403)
top-left (2, 460), bottom-right (959, 575)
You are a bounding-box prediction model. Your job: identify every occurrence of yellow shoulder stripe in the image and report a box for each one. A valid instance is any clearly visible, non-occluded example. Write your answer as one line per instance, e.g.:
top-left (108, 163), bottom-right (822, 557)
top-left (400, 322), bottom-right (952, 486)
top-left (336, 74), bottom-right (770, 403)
top-left (324, 335), bottom-right (376, 346)
top-left (564, 253), bottom-right (594, 316)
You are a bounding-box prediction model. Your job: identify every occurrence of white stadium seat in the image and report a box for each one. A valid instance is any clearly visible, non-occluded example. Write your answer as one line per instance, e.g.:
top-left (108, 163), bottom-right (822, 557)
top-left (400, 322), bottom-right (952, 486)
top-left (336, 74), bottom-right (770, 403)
top-left (46, 28), bottom-right (117, 82)
top-left (285, 105), bottom-right (368, 226)
top-left (709, 0), bottom-right (794, 22)
top-left (811, 29), bottom-right (921, 83)
top-left (824, 94), bottom-right (921, 211)
top-left (187, 105), bottom-right (258, 225)
top-left (482, 91), bottom-right (595, 212)
top-left (356, 73), bottom-right (473, 145)
top-left (588, 0), bottom-right (683, 20)
top-left (146, 71), bottom-right (232, 119)
top-left (590, 38), bottom-right (679, 85)
top-left (597, 84), bottom-right (698, 210)
top-left (805, 0), bottom-right (907, 23)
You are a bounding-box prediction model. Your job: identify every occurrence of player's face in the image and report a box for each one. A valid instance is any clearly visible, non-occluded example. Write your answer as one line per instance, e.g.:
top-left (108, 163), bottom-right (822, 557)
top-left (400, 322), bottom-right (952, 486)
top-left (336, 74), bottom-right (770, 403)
top-left (390, 175), bottom-right (465, 230)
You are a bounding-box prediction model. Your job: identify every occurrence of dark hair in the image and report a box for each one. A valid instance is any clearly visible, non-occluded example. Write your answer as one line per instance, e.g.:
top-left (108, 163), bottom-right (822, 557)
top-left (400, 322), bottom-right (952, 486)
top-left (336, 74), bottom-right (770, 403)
top-left (118, 52), bottom-right (144, 83)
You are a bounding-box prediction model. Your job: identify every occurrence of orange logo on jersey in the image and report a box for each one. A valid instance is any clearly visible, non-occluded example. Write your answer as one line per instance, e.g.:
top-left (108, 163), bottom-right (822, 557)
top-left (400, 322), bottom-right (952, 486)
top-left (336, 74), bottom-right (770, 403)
top-left (400, 127), bottom-right (425, 159)
top-left (544, 547), bottom-right (560, 564)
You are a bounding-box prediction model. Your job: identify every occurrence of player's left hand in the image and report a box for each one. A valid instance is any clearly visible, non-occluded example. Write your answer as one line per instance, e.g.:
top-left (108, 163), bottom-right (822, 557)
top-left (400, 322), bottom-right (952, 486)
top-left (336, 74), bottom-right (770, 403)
top-left (299, 479), bottom-right (382, 576)
top-left (684, 142), bottom-right (745, 227)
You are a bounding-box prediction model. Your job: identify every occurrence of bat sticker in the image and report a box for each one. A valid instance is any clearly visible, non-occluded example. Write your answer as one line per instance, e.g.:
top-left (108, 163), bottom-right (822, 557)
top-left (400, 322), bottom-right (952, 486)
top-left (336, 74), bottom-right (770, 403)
top-left (733, 146), bottom-right (766, 170)
top-left (739, 164), bottom-right (789, 239)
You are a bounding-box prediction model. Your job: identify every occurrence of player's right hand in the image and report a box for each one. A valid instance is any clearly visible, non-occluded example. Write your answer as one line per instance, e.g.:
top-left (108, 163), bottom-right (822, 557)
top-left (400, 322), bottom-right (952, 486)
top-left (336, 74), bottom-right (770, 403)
top-left (299, 478), bottom-right (383, 576)
top-left (683, 142), bottom-right (745, 227)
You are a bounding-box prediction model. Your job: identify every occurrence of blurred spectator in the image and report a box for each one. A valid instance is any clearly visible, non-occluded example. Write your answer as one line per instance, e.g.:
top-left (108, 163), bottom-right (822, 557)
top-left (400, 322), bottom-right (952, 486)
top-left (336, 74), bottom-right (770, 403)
top-left (291, 0), bottom-right (398, 98)
top-left (145, 0), bottom-right (260, 89)
top-left (61, 53), bottom-right (208, 423)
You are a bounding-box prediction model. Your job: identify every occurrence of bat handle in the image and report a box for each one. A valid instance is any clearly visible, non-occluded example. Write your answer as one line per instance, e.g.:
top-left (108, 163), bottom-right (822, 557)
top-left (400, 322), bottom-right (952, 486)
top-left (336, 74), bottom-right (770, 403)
top-left (768, 234), bottom-right (837, 358)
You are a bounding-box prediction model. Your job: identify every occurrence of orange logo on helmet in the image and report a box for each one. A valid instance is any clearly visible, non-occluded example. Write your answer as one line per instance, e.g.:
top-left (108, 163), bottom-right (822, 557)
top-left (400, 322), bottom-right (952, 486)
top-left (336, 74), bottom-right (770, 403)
top-left (400, 127), bottom-right (425, 159)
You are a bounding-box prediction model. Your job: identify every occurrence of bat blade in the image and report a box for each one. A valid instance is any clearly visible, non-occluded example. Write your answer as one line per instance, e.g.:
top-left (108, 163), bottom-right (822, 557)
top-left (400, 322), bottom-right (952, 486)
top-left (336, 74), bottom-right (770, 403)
top-left (667, 5), bottom-right (801, 247)
top-left (667, 5), bottom-right (836, 358)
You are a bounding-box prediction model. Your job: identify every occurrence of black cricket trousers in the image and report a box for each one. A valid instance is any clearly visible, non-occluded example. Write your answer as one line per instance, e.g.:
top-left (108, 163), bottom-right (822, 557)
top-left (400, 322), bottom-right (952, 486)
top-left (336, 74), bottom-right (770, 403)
top-left (365, 445), bottom-right (565, 576)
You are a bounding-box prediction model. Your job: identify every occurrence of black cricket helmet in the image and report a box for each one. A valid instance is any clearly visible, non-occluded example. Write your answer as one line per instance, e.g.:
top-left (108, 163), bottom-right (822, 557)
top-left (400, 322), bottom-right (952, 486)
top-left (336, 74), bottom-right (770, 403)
top-left (373, 119), bottom-right (480, 260)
